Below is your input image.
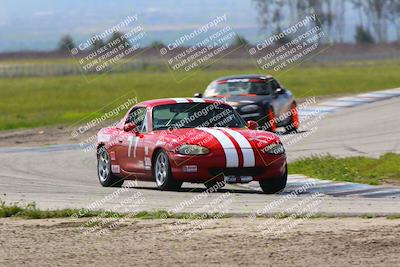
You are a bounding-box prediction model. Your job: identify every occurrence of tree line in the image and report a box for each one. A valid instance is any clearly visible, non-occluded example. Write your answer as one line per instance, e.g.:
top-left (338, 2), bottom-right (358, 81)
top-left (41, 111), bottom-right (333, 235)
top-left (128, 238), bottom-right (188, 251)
top-left (59, 0), bottom-right (399, 52)
top-left (59, 31), bottom-right (133, 53)
top-left (253, 0), bottom-right (400, 43)
top-left (58, 32), bottom-right (247, 53)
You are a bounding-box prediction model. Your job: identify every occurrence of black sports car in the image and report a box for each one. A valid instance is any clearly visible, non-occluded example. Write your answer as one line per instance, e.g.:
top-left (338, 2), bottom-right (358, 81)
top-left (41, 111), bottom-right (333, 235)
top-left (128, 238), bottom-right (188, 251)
top-left (195, 74), bottom-right (299, 132)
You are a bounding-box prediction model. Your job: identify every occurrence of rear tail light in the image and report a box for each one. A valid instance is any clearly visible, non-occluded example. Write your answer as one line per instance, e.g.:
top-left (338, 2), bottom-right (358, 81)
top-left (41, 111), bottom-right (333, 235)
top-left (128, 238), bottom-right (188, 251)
top-left (291, 103), bottom-right (299, 129)
top-left (268, 108), bottom-right (277, 132)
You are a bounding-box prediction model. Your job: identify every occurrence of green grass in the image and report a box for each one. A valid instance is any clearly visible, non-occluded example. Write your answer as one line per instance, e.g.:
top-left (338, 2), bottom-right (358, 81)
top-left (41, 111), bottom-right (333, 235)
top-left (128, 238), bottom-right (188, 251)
top-left (0, 201), bottom-right (230, 220)
top-left (1, 201), bottom-right (399, 220)
top-left (386, 215), bottom-right (400, 219)
top-left (1, 60), bottom-right (400, 130)
top-left (288, 153), bottom-right (400, 185)
top-left (0, 201), bottom-right (113, 219)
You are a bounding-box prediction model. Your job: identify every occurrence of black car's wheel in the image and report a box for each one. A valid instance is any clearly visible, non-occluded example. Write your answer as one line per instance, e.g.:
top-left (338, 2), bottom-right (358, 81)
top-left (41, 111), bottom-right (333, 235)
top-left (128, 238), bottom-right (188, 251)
top-left (153, 150), bottom-right (182, 191)
top-left (259, 165), bottom-right (287, 194)
top-left (285, 101), bottom-right (299, 133)
top-left (97, 146), bottom-right (124, 187)
top-left (259, 106), bottom-right (276, 132)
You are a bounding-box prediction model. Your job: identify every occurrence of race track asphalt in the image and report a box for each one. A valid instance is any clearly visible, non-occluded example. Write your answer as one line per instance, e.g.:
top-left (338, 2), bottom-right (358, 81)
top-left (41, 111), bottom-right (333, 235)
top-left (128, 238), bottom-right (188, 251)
top-left (0, 96), bottom-right (399, 216)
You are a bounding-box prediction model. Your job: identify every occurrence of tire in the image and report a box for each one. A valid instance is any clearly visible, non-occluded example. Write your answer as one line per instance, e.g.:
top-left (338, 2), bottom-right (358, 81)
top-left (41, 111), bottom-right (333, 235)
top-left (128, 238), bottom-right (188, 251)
top-left (259, 106), bottom-right (276, 132)
top-left (259, 165), bottom-right (287, 194)
top-left (97, 146), bottom-right (124, 187)
top-left (153, 150), bottom-right (182, 191)
top-left (285, 101), bottom-right (299, 133)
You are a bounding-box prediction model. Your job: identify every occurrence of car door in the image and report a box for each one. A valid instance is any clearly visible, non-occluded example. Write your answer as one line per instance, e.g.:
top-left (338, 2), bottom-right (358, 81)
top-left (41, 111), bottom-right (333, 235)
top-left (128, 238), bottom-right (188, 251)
top-left (130, 109), bottom-right (152, 174)
top-left (116, 107), bottom-right (147, 173)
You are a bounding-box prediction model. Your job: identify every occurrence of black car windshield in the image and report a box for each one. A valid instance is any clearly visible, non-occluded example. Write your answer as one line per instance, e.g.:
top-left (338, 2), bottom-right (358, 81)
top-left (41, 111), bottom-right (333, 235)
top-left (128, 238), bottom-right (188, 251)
top-left (204, 79), bottom-right (272, 97)
top-left (152, 103), bottom-right (246, 130)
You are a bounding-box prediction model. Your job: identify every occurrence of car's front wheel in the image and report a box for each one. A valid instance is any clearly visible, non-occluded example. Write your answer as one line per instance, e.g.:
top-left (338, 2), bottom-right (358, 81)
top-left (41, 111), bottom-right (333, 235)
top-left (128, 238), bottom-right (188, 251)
top-left (259, 165), bottom-right (287, 194)
top-left (97, 146), bottom-right (124, 187)
top-left (154, 150), bottom-right (182, 191)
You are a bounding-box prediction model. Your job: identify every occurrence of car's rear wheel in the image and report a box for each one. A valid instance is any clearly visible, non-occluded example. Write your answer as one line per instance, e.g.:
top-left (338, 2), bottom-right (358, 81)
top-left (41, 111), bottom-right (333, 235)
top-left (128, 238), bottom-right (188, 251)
top-left (259, 165), bottom-right (287, 194)
top-left (97, 146), bottom-right (124, 187)
top-left (154, 150), bottom-right (182, 191)
top-left (285, 101), bottom-right (299, 133)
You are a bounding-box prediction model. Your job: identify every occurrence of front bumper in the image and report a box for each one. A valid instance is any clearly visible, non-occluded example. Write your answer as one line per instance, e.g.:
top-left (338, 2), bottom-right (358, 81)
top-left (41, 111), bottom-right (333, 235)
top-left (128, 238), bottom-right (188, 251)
top-left (168, 149), bottom-right (286, 183)
top-left (233, 105), bottom-right (263, 122)
top-left (240, 112), bottom-right (263, 121)
top-left (238, 110), bottom-right (291, 127)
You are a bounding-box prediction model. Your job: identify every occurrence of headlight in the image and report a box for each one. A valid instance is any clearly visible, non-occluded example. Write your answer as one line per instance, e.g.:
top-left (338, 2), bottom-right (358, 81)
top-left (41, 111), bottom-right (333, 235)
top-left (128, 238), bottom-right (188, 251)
top-left (263, 142), bottom-right (285, 155)
top-left (178, 145), bottom-right (210, 155)
top-left (240, 104), bottom-right (259, 113)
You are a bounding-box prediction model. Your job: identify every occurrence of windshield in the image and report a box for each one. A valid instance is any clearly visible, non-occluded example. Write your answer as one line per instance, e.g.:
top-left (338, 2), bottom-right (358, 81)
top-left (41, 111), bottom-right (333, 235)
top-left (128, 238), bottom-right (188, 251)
top-left (152, 103), bottom-right (246, 130)
top-left (204, 79), bottom-right (272, 97)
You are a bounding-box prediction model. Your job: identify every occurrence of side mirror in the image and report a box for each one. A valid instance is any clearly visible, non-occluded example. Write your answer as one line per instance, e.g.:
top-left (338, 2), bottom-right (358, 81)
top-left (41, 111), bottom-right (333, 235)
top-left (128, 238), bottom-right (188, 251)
top-left (272, 88), bottom-right (283, 98)
top-left (194, 92), bottom-right (203, 98)
top-left (124, 122), bottom-right (140, 135)
top-left (246, 120), bottom-right (259, 130)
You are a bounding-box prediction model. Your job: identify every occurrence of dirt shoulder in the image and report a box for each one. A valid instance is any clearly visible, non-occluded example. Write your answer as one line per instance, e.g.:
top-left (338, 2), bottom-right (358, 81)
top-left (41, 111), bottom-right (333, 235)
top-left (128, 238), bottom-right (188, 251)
top-left (0, 217), bottom-right (399, 267)
top-left (0, 125), bottom-right (102, 148)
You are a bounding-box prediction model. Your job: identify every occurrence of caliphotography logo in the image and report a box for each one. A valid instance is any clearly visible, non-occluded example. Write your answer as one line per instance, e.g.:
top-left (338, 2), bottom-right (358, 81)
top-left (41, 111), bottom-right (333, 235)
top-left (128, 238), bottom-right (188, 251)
top-left (68, 12), bottom-right (151, 82)
top-left (158, 13), bottom-right (248, 82)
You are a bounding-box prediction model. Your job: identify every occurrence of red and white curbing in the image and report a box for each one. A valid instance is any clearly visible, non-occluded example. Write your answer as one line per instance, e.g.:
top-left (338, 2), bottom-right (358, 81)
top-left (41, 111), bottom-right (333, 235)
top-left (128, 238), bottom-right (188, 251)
top-left (298, 87), bottom-right (400, 121)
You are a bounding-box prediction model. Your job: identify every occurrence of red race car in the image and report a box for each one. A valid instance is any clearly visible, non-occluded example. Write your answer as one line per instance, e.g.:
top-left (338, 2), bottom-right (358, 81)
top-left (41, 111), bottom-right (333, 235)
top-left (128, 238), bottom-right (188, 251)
top-left (96, 98), bottom-right (287, 193)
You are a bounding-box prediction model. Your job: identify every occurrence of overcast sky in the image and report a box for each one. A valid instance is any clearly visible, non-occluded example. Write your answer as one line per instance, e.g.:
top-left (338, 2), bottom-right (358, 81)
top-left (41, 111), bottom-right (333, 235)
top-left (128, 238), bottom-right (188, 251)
top-left (0, 0), bottom-right (263, 51)
top-left (0, 0), bottom-right (395, 52)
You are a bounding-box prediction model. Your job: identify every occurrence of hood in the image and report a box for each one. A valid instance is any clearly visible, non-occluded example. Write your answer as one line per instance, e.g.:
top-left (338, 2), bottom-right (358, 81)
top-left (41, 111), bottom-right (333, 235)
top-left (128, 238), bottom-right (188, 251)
top-left (156, 127), bottom-right (280, 151)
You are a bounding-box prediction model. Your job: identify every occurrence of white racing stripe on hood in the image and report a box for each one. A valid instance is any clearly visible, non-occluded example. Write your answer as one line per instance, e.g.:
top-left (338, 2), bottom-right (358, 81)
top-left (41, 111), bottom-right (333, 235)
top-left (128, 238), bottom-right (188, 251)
top-left (198, 128), bottom-right (239, 167)
top-left (170, 98), bottom-right (189, 103)
top-left (219, 128), bottom-right (255, 167)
